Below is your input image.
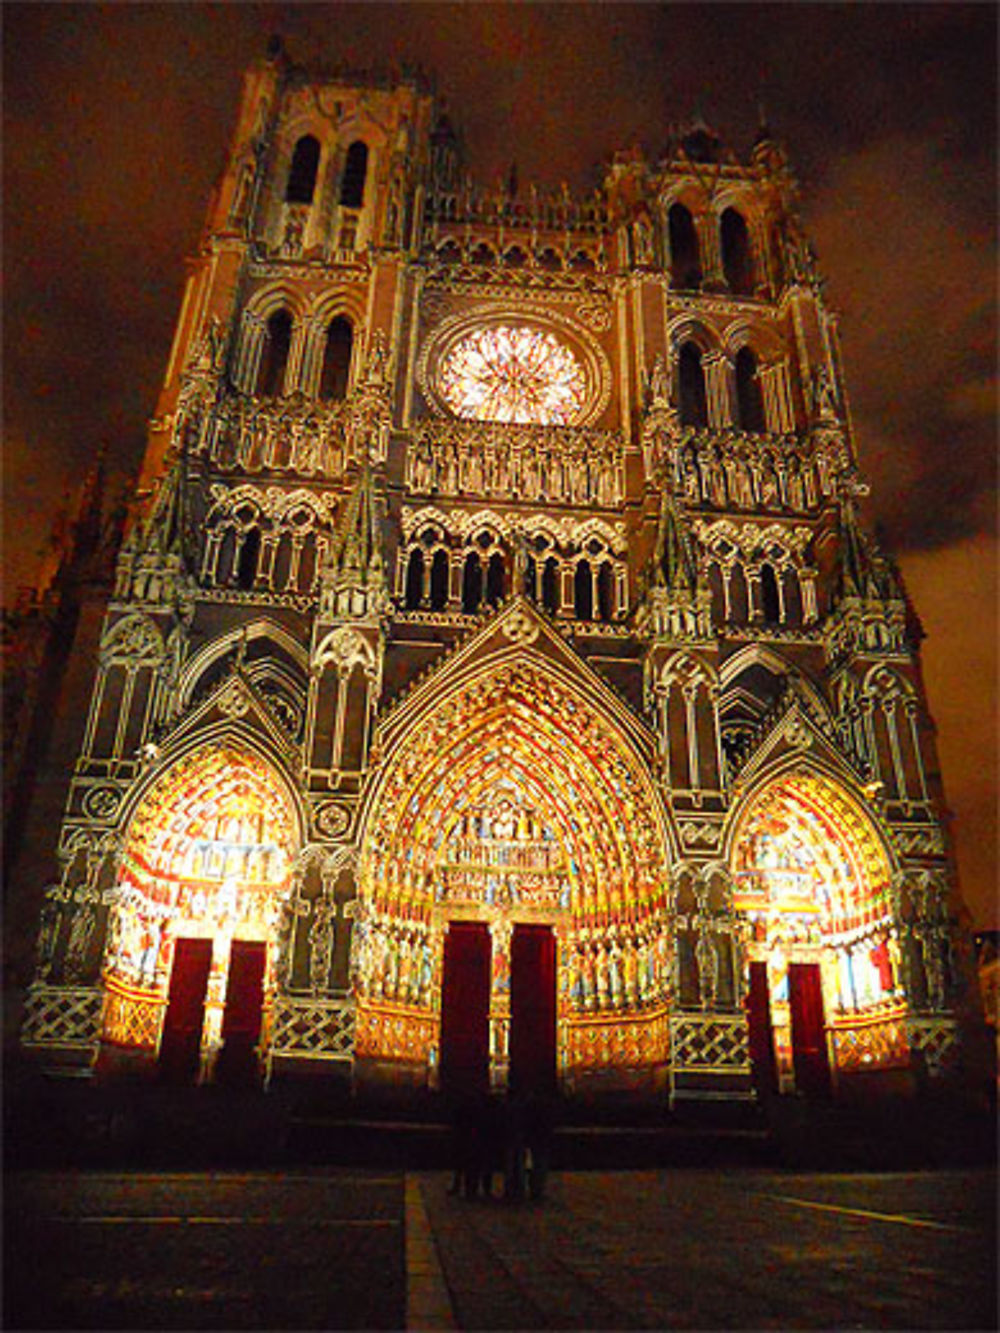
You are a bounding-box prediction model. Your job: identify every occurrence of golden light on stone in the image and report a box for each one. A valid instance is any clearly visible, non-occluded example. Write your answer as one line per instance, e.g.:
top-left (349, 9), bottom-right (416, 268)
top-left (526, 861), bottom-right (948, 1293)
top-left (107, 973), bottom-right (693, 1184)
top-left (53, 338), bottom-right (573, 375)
top-left (105, 746), bottom-right (296, 1012)
top-left (439, 325), bottom-right (587, 425)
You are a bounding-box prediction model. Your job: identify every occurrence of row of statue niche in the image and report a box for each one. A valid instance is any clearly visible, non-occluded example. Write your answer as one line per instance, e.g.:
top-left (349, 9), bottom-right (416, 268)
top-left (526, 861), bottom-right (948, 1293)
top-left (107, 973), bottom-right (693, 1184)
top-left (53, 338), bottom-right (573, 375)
top-left (676, 439), bottom-right (821, 511)
top-left (436, 869), bottom-right (569, 910)
top-left (443, 836), bottom-right (564, 872)
top-left (568, 931), bottom-right (670, 1011)
top-left (408, 434), bottom-right (623, 506)
top-left (351, 918), bottom-right (434, 1008)
top-left (204, 395), bottom-right (352, 477)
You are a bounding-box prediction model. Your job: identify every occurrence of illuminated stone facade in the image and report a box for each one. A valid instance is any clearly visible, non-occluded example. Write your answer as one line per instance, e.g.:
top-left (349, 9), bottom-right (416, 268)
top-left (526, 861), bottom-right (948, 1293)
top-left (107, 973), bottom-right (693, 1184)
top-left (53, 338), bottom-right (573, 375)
top-left (20, 44), bottom-right (979, 1103)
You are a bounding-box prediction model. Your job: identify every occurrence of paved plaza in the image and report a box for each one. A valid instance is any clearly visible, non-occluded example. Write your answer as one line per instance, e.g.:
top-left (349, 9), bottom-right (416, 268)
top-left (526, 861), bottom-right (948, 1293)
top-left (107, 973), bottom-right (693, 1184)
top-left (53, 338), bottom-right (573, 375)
top-left (5, 1166), bottom-right (996, 1330)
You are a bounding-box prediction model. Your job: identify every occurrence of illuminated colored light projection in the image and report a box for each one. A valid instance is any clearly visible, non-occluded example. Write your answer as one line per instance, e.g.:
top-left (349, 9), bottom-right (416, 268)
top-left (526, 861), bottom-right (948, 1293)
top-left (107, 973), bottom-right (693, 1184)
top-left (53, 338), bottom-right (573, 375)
top-left (355, 662), bottom-right (671, 1071)
top-left (734, 774), bottom-right (899, 1019)
top-left (105, 745), bottom-right (297, 1050)
top-left (439, 325), bottom-right (587, 425)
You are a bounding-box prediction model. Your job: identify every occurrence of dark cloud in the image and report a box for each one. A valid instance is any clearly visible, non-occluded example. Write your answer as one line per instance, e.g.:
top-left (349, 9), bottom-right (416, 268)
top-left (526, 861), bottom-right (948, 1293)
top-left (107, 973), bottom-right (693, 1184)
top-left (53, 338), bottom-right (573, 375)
top-left (2, 3), bottom-right (996, 921)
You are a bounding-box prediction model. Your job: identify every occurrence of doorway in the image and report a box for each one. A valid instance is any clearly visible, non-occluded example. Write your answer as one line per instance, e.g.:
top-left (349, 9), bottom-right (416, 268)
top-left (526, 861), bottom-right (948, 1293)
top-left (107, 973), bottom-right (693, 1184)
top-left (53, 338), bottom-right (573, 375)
top-left (217, 940), bottom-right (267, 1088)
top-left (788, 962), bottom-right (832, 1097)
top-left (745, 960), bottom-right (778, 1096)
top-left (509, 924), bottom-right (557, 1096)
top-left (746, 958), bottom-right (831, 1098)
top-left (439, 922), bottom-right (491, 1098)
top-left (159, 937), bottom-right (212, 1083)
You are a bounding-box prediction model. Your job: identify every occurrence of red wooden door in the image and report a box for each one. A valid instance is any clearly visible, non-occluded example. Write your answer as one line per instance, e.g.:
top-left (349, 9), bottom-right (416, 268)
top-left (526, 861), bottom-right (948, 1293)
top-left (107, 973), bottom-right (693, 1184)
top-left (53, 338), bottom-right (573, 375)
top-left (439, 922), bottom-right (491, 1098)
top-left (217, 940), bottom-right (267, 1088)
top-left (745, 960), bottom-right (778, 1096)
top-left (159, 937), bottom-right (212, 1084)
top-left (788, 962), bottom-right (832, 1098)
top-left (509, 924), bottom-right (557, 1096)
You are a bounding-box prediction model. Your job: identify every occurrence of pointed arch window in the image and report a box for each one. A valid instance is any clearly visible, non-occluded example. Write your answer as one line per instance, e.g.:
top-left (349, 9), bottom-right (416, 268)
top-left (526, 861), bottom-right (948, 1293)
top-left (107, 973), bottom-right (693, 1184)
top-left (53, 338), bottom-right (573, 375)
top-left (236, 528), bottom-right (261, 590)
top-left (597, 561), bottom-right (614, 622)
top-left (286, 135), bottom-right (320, 205)
top-left (721, 208), bottom-right (754, 295)
top-left (486, 552), bottom-right (505, 607)
top-left (575, 560), bottom-right (593, 620)
top-left (735, 347), bottom-right (766, 433)
top-left (760, 563), bottom-right (781, 624)
top-left (524, 555), bottom-right (538, 601)
top-left (340, 141), bottom-right (368, 208)
top-left (404, 549), bottom-right (424, 610)
top-left (430, 550), bottom-right (449, 611)
top-left (542, 557), bottom-right (559, 614)
top-left (462, 553), bottom-right (483, 614)
top-left (257, 310), bottom-right (292, 397)
top-left (320, 317), bottom-right (353, 400)
top-left (678, 342), bottom-right (708, 427)
top-left (668, 203), bottom-right (701, 290)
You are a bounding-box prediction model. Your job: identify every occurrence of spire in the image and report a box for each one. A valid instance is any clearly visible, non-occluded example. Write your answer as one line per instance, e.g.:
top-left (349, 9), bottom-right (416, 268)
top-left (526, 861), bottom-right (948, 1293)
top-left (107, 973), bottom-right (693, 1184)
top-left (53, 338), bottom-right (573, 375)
top-left (636, 487), bottom-right (711, 643)
top-left (838, 495), bottom-right (881, 601)
top-left (652, 489), bottom-right (698, 595)
top-left (141, 447), bottom-right (187, 559)
top-left (320, 462), bottom-right (388, 620)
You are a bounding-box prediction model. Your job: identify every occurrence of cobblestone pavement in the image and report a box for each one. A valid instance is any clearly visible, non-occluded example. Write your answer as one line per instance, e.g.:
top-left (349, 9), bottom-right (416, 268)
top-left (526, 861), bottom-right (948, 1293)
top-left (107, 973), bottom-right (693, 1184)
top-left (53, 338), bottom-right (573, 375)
top-left (4, 1170), bottom-right (405, 1330)
top-left (4, 1167), bottom-right (995, 1330)
top-left (417, 1168), bottom-right (997, 1331)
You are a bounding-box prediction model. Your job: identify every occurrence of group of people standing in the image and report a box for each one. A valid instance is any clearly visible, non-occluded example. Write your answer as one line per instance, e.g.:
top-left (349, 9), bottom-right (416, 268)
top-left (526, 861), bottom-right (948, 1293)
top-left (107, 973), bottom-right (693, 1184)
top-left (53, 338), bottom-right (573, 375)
top-left (448, 1088), bottom-right (556, 1202)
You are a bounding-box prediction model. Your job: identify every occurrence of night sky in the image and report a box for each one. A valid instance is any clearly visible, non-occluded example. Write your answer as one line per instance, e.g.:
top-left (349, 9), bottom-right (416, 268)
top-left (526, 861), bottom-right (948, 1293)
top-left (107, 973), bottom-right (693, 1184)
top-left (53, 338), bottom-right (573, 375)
top-left (3, 4), bottom-right (996, 926)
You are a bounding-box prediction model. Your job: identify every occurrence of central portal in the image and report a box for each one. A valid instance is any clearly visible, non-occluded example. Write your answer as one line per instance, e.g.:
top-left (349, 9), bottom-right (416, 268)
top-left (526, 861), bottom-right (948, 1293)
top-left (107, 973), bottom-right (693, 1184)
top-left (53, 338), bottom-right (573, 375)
top-left (439, 920), bottom-right (557, 1097)
top-left (509, 924), bottom-right (557, 1095)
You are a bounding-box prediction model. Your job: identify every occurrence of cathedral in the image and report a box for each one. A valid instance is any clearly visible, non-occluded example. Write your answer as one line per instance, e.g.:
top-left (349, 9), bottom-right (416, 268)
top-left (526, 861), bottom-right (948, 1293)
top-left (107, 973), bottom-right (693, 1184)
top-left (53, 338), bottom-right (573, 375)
top-left (18, 41), bottom-right (979, 1108)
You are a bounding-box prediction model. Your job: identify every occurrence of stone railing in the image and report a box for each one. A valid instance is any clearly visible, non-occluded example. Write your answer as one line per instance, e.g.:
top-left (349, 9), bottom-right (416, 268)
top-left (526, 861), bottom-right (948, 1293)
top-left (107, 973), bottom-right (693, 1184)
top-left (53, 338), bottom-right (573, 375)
top-left (405, 419), bottom-right (625, 507)
top-left (425, 183), bottom-right (609, 235)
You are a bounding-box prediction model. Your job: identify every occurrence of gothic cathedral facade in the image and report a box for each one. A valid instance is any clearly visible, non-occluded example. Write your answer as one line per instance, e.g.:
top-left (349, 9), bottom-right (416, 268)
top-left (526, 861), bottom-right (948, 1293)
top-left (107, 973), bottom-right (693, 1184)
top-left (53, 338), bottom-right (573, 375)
top-left (21, 46), bottom-right (973, 1104)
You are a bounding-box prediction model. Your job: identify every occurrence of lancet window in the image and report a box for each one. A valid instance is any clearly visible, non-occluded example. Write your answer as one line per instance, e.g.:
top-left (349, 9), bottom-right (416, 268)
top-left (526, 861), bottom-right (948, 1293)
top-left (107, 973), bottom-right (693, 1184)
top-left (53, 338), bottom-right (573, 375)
top-left (319, 317), bottom-right (353, 400)
top-left (735, 347), bottom-right (766, 433)
top-left (201, 490), bottom-right (332, 596)
top-left (668, 202), bottom-right (702, 290)
top-left (257, 310), bottom-right (293, 397)
top-left (286, 135), bottom-right (321, 205)
top-left (340, 141), bottom-right (368, 208)
top-left (678, 342), bottom-right (709, 427)
top-left (720, 207), bottom-right (755, 295)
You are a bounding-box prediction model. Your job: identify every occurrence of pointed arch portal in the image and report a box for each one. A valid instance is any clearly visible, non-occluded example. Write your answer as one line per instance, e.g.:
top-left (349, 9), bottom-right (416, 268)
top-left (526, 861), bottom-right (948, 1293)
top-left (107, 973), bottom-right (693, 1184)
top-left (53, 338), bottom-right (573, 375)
top-left (731, 772), bottom-right (902, 1095)
top-left (354, 660), bottom-right (674, 1092)
top-left (102, 744), bottom-right (299, 1083)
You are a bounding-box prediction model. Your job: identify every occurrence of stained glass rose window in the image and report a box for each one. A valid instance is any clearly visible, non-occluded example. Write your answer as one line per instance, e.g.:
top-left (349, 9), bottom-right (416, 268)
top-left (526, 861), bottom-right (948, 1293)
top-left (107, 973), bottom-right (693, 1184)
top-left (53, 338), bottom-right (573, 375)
top-left (439, 325), bottom-right (587, 425)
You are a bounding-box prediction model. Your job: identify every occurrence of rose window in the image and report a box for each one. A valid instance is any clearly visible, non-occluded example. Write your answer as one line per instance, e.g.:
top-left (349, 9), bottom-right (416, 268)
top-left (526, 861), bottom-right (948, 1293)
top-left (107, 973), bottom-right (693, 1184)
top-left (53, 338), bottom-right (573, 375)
top-left (439, 325), bottom-right (587, 425)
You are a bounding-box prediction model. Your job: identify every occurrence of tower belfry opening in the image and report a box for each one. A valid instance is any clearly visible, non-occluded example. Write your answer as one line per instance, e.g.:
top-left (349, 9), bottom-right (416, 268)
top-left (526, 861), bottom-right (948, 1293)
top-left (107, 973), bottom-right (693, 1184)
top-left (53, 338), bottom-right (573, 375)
top-left (17, 44), bottom-right (980, 1114)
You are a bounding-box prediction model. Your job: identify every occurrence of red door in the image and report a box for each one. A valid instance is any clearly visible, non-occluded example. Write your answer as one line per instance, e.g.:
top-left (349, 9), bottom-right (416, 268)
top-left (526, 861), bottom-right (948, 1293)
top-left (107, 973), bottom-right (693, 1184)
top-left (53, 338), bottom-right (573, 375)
top-left (788, 962), bottom-right (832, 1098)
top-left (509, 924), bottom-right (557, 1096)
top-left (439, 922), bottom-right (491, 1098)
top-left (745, 960), bottom-right (779, 1096)
top-left (159, 937), bottom-right (212, 1084)
top-left (217, 940), bottom-right (267, 1088)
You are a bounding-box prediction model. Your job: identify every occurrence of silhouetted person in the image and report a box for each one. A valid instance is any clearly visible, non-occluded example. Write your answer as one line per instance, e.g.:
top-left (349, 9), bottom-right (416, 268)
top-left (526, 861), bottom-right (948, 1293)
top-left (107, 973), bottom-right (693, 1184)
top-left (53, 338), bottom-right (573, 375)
top-left (502, 1088), bottom-right (528, 1200)
top-left (447, 1093), bottom-right (479, 1197)
top-left (478, 1092), bottom-right (504, 1197)
top-left (524, 1091), bottom-right (556, 1200)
